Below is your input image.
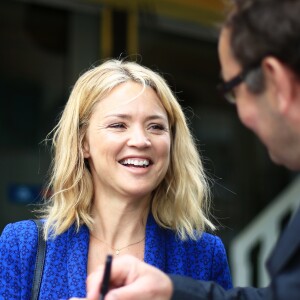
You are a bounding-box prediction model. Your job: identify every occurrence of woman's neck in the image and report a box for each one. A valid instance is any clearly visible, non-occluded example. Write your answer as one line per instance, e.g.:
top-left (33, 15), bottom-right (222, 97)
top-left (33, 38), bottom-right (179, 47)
top-left (90, 195), bottom-right (149, 248)
top-left (88, 197), bottom-right (148, 274)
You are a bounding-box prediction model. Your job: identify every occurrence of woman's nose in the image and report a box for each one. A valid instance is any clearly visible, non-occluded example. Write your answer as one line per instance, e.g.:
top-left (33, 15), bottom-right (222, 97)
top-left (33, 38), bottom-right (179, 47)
top-left (127, 128), bottom-right (151, 148)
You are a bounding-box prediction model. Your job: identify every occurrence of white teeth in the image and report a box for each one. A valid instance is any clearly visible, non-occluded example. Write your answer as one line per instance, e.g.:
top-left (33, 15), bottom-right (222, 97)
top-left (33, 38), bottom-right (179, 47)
top-left (121, 159), bottom-right (150, 166)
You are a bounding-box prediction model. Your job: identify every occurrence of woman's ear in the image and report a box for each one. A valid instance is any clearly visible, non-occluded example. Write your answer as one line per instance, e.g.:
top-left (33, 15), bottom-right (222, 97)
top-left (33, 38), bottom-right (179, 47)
top-left (262, 57), bottom-right (296, 114)
top-left (82, 139), bottom-right (90, 158)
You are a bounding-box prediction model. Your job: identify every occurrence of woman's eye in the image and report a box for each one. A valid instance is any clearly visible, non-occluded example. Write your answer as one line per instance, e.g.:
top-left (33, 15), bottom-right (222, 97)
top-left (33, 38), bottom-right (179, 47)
top-left (109, 123), bottom-right (126, 129)
top-left (149, 124), bottom-right (166, 131)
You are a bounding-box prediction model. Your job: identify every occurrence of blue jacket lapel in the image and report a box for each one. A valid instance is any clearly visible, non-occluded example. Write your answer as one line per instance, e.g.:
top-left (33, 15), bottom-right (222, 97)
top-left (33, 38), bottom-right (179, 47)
top-left (144, 213), bottom-right (166, 270)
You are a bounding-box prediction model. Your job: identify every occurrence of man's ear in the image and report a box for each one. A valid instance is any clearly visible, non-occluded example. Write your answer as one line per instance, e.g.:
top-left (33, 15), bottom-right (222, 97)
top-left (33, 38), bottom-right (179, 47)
top-left (262, 57), bottom-right (296, 114)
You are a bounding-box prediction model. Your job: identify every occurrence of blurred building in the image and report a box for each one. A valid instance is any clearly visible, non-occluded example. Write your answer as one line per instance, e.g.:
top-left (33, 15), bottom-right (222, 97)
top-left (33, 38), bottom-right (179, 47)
top-left (0, 0), bottom-right (296, 287)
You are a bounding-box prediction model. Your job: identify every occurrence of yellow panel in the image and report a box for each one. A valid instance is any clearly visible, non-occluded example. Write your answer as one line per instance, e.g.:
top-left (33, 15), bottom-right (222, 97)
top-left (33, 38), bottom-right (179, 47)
top-left (101, 7), bottom-right (113, 58)
top-left (86, 0), bottom-right (226, 27)
top-left (127, 11), bottom-right (139, 55)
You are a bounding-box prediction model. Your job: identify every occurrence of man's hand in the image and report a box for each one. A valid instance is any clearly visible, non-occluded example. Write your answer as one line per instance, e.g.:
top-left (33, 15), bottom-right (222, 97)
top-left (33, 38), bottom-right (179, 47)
top-left (71, 255), bottom-right (173, 300)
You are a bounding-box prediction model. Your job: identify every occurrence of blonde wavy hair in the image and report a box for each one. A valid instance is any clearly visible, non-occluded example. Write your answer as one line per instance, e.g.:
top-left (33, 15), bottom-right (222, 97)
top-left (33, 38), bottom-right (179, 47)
top-left (41, 59), bottom-right (215, 240)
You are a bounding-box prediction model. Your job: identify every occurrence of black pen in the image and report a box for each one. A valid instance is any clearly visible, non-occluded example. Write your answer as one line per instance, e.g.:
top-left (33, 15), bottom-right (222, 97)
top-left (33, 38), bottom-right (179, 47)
top-left (99, 254), bottom-right (113, 300)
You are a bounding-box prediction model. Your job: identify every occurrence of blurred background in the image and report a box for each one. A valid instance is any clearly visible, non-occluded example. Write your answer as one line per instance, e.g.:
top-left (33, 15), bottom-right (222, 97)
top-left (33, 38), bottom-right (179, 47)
top-left (0, 0), bottom-right (298, 288)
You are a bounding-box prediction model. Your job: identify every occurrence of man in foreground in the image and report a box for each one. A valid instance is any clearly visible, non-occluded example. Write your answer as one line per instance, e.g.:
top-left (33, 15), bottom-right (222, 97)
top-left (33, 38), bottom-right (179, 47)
top-left (75, 0), bottom-right (300, 299)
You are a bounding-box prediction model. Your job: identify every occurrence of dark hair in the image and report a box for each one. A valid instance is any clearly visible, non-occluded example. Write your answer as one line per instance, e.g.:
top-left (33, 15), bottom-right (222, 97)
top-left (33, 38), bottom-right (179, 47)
top-left (225, 0), bottom-right (300, 82)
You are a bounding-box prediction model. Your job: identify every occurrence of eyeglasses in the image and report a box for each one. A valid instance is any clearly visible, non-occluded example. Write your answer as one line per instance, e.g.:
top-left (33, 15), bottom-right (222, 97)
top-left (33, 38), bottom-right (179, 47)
top-left (217, 67), bottom-right (255, 104)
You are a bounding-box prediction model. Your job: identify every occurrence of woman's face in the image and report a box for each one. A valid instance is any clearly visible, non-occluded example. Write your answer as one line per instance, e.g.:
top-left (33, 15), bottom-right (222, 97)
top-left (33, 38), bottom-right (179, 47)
top-left (83, 81), bottom-right (171, 201)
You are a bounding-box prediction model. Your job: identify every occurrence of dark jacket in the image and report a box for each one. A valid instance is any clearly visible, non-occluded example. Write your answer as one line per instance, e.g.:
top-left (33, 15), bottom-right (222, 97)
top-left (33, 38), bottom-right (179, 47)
top-left (170, 207), bottom-right (300, 300)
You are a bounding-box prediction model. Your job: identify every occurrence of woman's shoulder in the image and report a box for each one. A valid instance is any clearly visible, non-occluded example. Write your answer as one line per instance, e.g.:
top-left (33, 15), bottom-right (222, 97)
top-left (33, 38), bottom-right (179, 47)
top-left (165, 229), bottom-right (224, 246)
top-left (198, 232), bottom-right (224, 245)
top-left (195, 232), bottom-right (227, 254)
top-left (0, 220), bottom-right (40, 267)
top-left (0, 219), bottom-right (39, 241)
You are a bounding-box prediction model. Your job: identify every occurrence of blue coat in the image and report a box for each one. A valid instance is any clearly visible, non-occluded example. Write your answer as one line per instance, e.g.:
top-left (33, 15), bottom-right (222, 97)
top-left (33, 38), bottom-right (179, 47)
top-left (0, 214), bottom-right (232, 299)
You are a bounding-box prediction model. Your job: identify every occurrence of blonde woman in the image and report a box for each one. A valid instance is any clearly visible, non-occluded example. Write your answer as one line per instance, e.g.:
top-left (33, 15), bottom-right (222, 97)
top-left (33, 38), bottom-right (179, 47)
top-left (0, 59), bottom-right (232, 299)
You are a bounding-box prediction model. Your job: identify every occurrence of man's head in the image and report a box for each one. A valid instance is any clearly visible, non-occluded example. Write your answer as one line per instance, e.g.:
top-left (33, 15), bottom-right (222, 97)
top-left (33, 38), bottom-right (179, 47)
top-left (218, 0), bottom-right (300, 170)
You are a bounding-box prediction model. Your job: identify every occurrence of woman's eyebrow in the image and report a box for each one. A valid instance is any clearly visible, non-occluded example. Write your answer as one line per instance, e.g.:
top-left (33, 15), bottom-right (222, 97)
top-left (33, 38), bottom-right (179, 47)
top-left (104, 113), bottom-right (168, 122)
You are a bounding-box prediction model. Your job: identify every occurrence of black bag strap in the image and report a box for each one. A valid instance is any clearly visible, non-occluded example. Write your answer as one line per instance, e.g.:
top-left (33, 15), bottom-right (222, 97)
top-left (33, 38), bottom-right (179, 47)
top-left (31, 219), bottom-right (46, 300)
